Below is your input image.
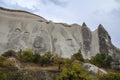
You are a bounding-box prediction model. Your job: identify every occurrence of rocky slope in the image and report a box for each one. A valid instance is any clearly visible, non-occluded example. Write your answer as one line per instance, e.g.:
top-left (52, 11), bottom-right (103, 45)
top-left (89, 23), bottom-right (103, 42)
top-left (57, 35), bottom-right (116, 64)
top-left (0, 7), bottom-right (120, 60)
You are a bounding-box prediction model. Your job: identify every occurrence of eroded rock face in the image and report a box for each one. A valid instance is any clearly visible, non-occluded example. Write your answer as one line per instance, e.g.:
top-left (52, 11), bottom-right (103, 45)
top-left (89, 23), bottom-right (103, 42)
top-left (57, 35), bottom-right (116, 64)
top-left (98, 24), bottom-right (112, 55)
top-left (0, 7), bottom-right (120, 59)
top-left (81, 23), bottom-right (92, 58)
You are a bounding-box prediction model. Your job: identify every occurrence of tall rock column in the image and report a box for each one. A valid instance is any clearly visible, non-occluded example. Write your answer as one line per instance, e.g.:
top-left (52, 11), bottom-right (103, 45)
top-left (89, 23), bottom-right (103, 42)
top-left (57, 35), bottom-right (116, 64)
top-left (81, 23), bottom-right (92, 58)
top-left (97, 24), bottom-right (112, 55)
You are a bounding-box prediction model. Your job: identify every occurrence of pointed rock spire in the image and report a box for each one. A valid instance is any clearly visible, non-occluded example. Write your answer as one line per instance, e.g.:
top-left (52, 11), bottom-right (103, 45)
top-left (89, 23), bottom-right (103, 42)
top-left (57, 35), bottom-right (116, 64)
top-left (97, 24), bottom-right (111, 40)
top-left (98, 24), bottom-right (107, 33)
top-left (81, 22), bottom-right (91, 31)
top-left (82, 22), bottom-right (87, 27)
top-left (98, 24), bottom-right (104, 29)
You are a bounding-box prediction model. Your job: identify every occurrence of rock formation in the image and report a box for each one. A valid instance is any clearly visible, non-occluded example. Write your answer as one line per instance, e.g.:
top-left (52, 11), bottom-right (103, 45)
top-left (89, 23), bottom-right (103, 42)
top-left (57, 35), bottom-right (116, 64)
top-left (0, 7), bottom-right (120, 60)
top-left (83, 63), bottom-right (107, 75)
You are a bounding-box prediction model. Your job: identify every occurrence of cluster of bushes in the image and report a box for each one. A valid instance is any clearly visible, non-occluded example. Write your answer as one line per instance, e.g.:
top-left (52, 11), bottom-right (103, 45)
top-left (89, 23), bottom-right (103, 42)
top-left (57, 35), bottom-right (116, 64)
top-left (57, 51), bottom-right (116, 80)
top-left (0, 49), bottom-right (114, 68)
top-left (57, 50), bottom-right (92, 80)
top-left (1, 49), bottom-right (120, 80)
top-left (71, 50), bottom-right (113, 69)
top-left (57, 61), bottom-right (92, 80)
top-left (90, 53), bottom-right (113, 68)
top-left (19, 50), bottom-right (61, 66)
top-left (0, 49), bottom-right (71, 68)
top-left (2, 50), bottom-right (17, 58)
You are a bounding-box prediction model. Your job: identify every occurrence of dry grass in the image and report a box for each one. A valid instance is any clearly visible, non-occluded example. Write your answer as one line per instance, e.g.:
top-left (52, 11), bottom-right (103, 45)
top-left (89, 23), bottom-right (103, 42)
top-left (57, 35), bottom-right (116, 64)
top-left (21, 63), bottom-right (58, 71)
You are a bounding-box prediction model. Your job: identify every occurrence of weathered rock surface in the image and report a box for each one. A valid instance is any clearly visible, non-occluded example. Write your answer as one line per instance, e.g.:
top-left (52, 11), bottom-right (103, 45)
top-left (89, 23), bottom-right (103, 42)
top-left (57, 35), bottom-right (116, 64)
top-left (83, 63), bottom-right (107, 75)
top-left (0, 7), bottom-right (120, 59)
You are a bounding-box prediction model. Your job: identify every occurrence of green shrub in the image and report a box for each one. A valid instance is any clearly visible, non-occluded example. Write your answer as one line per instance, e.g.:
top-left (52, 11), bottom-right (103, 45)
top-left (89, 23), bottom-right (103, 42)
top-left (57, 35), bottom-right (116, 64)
top-left (0, 55), bottom-right (16, 70)
top-left (71, 49), bottom-right (84, 62)
top-left (0, 71), bottom-right (6, 80)
top-left (0, 56), bottom-right (6, 64)
top-left (98, 72), bottom-right (120, 80)
top-left (0, 56), bottom-right (7, 68)
top-left (33, 53), bottom-right (41, 64)
top-left (2, 59), bottom-right (17, 70)
top-left (2, 50), bottom-right (17, 58)
top-left (19, 49), bottom-right (34, 62)
top-left (57, 61), bottom-right (92, 80)
top-left (90, 53), bottom-right (113, 68)
top-left (19, 50), bottom-right (57, 66)
top-left (40, 51), bottom-right (54, 66)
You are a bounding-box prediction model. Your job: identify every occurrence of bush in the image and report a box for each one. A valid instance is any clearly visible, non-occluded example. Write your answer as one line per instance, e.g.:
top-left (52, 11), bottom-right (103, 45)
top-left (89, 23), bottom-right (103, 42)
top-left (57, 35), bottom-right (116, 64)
top-left (57, 61), bottom-right (92, 80)
top-left (71, 49), bottom-right (84, 62)
top-left (2, 50), bottom-right (17, 58)
top-left (19, 50), bottom-right (57, 66)
top-left (39, 51), bottom-right (54, 66)
top-left (2, 59), bottom-right (17, 70)
top-left (0, 71), bottom-right (6, 80)
top-left (33, 53), bottom-right (41, 64)
top-left (90, 53), bottom-right (113, 68)
top-left (0, 56), bottom-right (6, 65)
top-left (98, 72), bottom-right (120, 80)
top-left (19, 49), bottom-right (34, 62)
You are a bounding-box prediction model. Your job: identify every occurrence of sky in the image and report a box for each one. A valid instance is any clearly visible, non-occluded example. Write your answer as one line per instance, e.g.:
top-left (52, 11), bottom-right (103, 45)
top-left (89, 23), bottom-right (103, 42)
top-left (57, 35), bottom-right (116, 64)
top-left (0, 0), bottom-right (120, 47)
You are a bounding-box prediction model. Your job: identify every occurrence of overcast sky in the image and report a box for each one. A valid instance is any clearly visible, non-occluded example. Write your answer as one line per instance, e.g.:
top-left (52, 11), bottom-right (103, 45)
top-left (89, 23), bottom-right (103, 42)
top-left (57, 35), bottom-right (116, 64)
top-left (0, 0), bottom-right (120, 47)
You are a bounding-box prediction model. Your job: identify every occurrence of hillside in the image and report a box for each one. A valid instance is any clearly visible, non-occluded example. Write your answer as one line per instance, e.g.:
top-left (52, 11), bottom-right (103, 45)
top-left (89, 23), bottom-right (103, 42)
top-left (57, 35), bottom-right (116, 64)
top-left (0, 7), bottom-right (120, 60)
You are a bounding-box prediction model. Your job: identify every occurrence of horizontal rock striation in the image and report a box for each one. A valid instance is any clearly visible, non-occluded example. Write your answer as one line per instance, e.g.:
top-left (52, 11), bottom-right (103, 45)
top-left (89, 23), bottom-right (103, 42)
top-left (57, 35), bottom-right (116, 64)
top-left (0, 7), bottom-right (120, 59)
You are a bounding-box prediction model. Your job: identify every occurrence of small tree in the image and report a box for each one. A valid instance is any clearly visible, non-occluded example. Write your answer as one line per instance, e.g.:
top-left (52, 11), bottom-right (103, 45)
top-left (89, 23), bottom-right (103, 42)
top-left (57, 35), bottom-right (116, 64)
top-left (71, 49), bottom-right (84, 62)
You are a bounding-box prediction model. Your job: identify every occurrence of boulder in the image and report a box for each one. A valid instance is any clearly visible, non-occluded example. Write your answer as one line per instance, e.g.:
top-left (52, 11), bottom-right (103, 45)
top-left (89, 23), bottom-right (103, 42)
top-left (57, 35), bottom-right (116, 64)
top-left (83, 63), bottom-right (107, 75)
